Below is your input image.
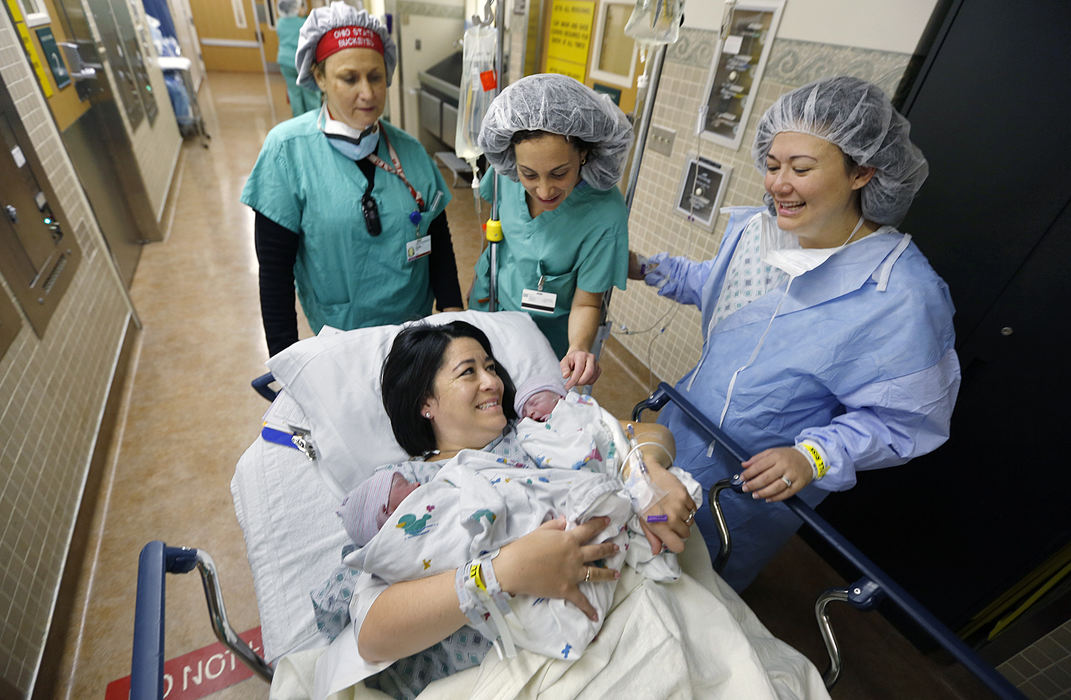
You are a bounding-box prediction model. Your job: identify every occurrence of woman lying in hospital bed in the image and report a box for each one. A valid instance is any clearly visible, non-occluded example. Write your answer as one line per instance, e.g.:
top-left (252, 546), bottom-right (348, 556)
top-left (235, 310), bottom-right (828, 698)
top-left (324, 337), bottom-right (701, 686)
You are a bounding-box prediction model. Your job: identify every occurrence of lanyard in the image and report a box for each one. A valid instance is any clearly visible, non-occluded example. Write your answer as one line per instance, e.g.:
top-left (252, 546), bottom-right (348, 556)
top-left (366, 128), bottom-right (426, 211)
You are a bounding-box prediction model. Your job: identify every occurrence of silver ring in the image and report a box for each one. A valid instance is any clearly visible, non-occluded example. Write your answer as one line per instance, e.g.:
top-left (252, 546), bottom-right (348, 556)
top-left (685, 510), bottom-right (695, 524)
top-left (584, 567), bottom-right (591, 583)
top-left (780, 475), bottom-right (793, 488)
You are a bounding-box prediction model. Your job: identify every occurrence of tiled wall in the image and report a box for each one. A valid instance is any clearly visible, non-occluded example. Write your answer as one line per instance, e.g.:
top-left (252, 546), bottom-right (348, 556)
top-left (998, 620), bottom-right (1071, 700)
top-left (0, 12), bottom-right (133, 698)
top-left (611, 28), bottom-right (909, 383)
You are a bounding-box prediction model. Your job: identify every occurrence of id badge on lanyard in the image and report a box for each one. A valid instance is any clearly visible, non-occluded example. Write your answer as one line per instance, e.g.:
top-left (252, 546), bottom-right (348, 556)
top-left (521, 269), bottom-right (556, 314)
top-left (366, 129), bottom-right (438, 264)
top-left (405, 191), bottom-right (441, 262)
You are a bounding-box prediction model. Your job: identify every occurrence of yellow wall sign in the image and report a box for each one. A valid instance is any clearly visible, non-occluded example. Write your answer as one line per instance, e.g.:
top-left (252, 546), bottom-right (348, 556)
top-left (14, 19), bottom-right (53, 98)
top-left (4, 0), bottom-right (24, 22)
top-left (546, 0), bottom-right (594, 79)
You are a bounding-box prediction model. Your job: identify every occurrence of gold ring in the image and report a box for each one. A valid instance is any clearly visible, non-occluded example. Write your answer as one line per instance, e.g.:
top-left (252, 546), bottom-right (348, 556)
top-left (584, 567), bottom-right (591, 583)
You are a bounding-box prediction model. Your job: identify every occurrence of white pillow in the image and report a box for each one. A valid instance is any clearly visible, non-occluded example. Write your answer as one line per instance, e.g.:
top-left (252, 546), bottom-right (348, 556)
top-left (265, 310), bottom-right (562, 496)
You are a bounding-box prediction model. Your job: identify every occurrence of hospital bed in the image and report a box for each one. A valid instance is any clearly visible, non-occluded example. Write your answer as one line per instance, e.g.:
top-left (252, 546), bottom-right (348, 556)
top-left (129, 310), bottom-right (1021, 698)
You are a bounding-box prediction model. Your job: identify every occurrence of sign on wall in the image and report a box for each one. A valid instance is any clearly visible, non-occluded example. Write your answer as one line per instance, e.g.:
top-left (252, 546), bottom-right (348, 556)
top-left (35, 27), bottom-right (70, 89)
top-left (545, 0), bottom-right (594, 81)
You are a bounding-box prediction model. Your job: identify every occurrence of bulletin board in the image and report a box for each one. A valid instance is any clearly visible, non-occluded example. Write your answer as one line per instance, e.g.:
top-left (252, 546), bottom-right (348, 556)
top-left (699, 0), bottom-right (784, 150)
top-left (543, 0), bottom-right (595, 82)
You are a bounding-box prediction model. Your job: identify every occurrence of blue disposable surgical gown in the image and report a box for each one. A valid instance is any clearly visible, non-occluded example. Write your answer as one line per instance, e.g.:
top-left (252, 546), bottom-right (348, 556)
top-left (647, 207), bottom-right (961, 590)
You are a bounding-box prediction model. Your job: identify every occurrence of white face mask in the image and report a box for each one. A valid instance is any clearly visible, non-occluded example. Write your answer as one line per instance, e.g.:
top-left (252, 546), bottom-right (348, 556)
top-left (760, 212), bottom-right (864, 278)
top-left (318, 104), bottom-right (380, 161)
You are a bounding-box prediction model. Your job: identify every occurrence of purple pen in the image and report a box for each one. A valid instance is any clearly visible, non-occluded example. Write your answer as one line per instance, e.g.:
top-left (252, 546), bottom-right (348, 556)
top-left (646, 514), bottom-right (669, 523)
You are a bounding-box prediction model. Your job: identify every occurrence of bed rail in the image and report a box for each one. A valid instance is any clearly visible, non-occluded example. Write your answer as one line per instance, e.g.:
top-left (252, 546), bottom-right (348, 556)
top-left (251, 372), bottom-right (279, 402)
top-left (130, 541), bottom-right (273, 699)
top-left (632, 382), bottom-right (1022, 699)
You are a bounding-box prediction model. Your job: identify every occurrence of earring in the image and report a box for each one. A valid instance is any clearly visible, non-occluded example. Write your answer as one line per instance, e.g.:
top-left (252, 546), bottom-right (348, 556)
top-left (424, 412), bottom-right (431, 419)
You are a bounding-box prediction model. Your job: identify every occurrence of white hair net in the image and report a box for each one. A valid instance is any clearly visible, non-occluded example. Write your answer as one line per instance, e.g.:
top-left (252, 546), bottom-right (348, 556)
top-left (478, 74), bottom-right (634, 191)
top-left (752, 76), bottom-right (928, 225)
top-left (296, 1), bottom-right (397, 89)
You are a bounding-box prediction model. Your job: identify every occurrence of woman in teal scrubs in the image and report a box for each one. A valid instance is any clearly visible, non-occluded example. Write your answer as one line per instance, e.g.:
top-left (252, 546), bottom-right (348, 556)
top-left (275, 0), bottom-right (319, 117)
top-left (470, 74), bottom-right (633, 389)
top-left (243, 2), bottom-right (462, 356)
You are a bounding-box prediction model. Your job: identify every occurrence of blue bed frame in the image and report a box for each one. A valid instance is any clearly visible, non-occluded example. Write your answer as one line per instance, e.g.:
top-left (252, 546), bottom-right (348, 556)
top-left (128, 379), bottom-right (1023, 698)
top-left (631, 382), bottom-right (1022, 698)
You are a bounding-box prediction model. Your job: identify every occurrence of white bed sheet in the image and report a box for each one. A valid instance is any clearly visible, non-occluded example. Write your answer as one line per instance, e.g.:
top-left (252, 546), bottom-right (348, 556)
top-left (232, 389), bottom-right (351, 661)
top-left (231, 311), bottom-right (829, 695)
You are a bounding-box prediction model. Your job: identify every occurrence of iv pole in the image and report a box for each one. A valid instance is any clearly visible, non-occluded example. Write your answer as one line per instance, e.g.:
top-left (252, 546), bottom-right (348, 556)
top-left (484, 0), bottom-right (505, 311)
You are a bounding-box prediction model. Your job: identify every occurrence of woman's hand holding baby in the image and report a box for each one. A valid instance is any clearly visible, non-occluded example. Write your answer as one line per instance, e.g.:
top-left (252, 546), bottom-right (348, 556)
top-left (495, 516), bottom-right (619, 621)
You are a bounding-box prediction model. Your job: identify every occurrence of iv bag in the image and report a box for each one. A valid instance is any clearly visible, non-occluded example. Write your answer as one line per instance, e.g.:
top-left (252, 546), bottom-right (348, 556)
top-left (455, 22), bottom-right (498, 217)
top-left (624, 0), bottom-right (683, 47)
top-left (455, 23), bottom-right (497, 166)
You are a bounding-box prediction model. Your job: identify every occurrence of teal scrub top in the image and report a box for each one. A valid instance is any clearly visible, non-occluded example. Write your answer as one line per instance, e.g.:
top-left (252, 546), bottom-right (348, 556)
top-left (241, 112), bottom-right (452, 333)
top-left (276, 16), bottom-right (303, 68)
top-left (469, 171), bottom-right (629, 357)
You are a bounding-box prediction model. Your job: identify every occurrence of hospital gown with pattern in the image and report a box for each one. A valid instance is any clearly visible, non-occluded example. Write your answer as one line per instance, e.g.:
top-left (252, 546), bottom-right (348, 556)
top-left (314, 394), bottom-right (700, 697)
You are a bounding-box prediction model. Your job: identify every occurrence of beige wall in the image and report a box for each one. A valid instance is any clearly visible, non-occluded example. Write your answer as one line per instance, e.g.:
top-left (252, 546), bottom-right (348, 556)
top-left (611, 0), bottom-right (929, 385)
top-left (679, 0), bottom-right (936, 53)
top-left (397, 0), bottom-right (465, 139)
top-left (0, 10), bottom-right (134, 697)
top-left (87, 0), bottom-right (184, 225)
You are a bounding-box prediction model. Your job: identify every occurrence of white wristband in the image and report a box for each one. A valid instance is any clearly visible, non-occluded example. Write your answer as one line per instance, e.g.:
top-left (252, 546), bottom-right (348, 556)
top-left (455, 550), bottom-right (517, 658)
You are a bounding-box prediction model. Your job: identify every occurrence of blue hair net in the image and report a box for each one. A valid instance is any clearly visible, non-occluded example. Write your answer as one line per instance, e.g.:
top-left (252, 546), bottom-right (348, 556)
top-left (296, 1), bottom-right (397, 89)
top-left (752, 76), bottom-right (928, 225)
top-left (478, 74), bottom-right (634, 191)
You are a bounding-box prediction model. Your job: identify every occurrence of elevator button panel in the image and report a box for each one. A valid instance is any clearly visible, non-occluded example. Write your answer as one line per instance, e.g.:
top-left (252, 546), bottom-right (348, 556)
top-left (0, 77), bottom-right (82, 338)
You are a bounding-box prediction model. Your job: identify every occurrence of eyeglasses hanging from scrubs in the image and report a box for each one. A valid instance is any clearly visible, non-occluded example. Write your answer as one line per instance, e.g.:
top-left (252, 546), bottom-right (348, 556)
top-left (362, 192), bottom-right (381, 236)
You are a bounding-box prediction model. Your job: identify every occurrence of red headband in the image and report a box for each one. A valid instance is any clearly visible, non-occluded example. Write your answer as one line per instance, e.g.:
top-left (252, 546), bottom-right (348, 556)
top-left (315, 26), bottom-right (384, 64)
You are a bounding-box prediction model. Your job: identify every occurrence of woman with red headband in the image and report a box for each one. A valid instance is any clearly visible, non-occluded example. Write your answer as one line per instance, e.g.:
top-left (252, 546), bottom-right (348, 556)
top-left (242, 1), bottom-right (463, 357)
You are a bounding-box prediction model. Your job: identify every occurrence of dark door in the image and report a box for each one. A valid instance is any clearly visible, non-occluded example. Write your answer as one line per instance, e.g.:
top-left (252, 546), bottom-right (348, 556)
top-left (812, 0), bottom-right (1071, 642)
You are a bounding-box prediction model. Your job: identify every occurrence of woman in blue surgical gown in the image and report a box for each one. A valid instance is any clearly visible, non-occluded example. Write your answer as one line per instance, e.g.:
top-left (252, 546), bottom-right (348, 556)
top-left (630, 76), bottom-right (961, 591)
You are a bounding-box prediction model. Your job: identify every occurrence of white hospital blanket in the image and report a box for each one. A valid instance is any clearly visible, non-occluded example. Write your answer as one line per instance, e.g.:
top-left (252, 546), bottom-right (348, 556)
top-left (344, 450), bottom-right (633, 661)
top-left (270, 538), bottom-right (830, 700)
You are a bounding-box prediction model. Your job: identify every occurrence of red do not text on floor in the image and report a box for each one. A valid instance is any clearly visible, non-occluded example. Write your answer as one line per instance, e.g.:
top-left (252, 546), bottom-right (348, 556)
top-left (105, 627), bottom-right (265, 699)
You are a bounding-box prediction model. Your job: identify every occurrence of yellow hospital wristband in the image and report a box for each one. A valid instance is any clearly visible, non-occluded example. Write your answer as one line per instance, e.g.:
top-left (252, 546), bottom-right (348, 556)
top-left (469, 563), bottom-right (487, 591)
top-left (800, 442), bottom-right (829, 480)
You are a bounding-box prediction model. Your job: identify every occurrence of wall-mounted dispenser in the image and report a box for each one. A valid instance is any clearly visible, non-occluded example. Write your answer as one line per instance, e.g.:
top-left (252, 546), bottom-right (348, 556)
top-left (0, 78), bottom-right (82, 338)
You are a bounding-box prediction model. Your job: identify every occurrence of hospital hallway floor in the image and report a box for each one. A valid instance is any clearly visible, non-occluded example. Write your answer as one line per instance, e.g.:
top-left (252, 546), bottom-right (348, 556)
top-left (40, 71), bottom-right (992, 699)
